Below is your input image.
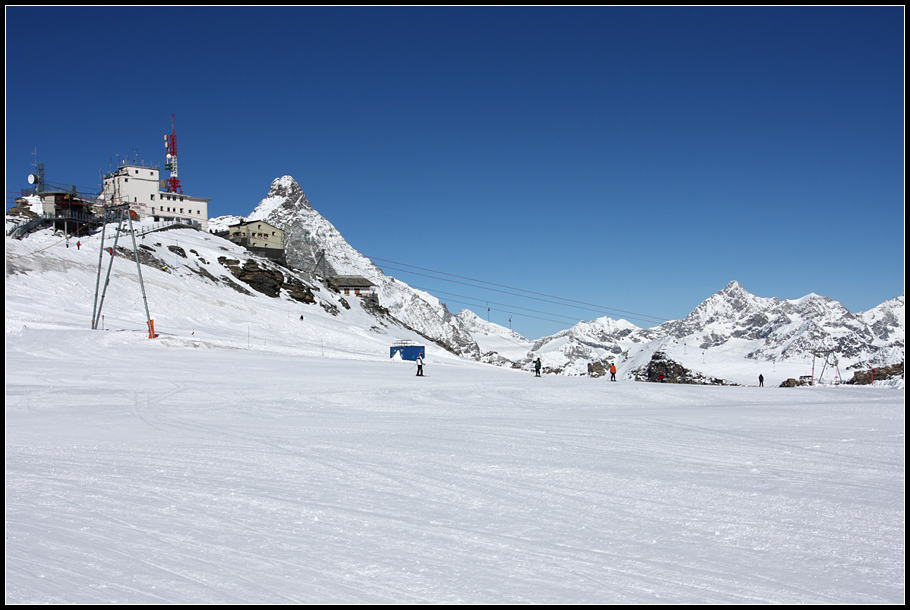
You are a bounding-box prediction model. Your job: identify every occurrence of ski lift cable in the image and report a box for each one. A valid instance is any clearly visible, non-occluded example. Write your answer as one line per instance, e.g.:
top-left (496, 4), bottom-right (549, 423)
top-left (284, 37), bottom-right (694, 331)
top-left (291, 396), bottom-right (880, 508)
top-left (436, 295), bottom-right (576, 328)
top-left (411, 285), bottom-right (584, 325)
top-left (381, 263), bottom-right (611, 316)
top-left (372, 257), bottom-right (668, 323)
top-left (413, 284), bottom-right (660, 327)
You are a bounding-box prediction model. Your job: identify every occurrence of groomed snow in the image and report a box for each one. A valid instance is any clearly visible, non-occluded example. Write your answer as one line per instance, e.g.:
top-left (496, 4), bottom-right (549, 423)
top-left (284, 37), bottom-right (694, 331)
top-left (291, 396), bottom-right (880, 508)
top-left (5, 224), bottom-right (905, 603)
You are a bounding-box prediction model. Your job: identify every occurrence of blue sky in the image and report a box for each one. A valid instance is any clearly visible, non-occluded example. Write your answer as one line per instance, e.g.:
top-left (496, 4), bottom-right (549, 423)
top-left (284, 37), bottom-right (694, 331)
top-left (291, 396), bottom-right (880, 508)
top-left (6, 6), bottom-right (904, 339)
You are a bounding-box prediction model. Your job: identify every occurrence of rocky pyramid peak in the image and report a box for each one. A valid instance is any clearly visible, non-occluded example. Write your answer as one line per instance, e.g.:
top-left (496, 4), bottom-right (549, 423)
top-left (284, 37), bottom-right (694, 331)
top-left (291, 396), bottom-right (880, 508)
top-left (248, 176), bottom-right (311, 222)
top-left (267, 176), bottom-right (310, 208)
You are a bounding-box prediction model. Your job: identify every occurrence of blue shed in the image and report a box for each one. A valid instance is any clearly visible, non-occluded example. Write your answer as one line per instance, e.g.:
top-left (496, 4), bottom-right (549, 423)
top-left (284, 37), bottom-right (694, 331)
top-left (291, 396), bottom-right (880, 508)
top-left (390, 343), bottom-right (425, 361)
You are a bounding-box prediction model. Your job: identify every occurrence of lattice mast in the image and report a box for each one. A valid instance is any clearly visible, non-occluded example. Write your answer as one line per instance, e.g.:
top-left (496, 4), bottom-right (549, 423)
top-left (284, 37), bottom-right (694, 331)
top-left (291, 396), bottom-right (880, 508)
top-left (164, 114), bottom-right (182, 193)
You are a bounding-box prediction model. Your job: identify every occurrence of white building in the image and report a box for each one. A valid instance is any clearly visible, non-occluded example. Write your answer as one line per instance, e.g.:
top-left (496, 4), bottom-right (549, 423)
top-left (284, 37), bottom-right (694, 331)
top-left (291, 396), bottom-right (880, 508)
top-left (98, 161), bottom-right (210, 230)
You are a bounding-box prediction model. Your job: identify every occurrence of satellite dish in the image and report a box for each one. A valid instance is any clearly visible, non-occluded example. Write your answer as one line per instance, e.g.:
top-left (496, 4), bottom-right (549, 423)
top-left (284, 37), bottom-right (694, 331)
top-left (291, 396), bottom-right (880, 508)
top-left (27, 174), bottom-right (36, 184)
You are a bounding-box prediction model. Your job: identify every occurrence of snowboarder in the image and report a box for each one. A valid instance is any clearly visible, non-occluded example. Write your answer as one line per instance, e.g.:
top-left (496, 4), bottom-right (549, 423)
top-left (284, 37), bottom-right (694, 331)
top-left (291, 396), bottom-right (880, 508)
top-left (759, 374), bottom-right (764, 387)
top-left (416, 353), bottom-right (424, 377)
top-left (534, 357), bottom-right (542, 377)
top-left (610, 363), bottom-right (617, 381)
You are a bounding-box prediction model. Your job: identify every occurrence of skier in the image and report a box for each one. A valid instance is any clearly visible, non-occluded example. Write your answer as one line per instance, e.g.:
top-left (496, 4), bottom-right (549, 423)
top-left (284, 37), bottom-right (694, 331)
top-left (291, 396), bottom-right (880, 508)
top-left (610, 363), bottom-right (617, 382)
top-left (534, 357), bottom-right (542, 377)
top-left (759, 374), bottom-right (764, 387)
top-left (416, 353), bottom-right (424, 377)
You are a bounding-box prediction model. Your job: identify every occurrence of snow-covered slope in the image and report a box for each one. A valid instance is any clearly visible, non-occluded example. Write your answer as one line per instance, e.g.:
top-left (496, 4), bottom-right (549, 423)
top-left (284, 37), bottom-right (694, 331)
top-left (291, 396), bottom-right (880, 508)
top-left (5, 222), bottom-right (905, 603)
top-left (4, 220), bottom-right (431, 363)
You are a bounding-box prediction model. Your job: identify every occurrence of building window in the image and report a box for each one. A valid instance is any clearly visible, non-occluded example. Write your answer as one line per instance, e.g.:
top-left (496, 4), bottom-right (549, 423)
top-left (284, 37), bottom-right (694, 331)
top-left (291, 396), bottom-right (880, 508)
top-left (151, 194), bottom-right (155, 201)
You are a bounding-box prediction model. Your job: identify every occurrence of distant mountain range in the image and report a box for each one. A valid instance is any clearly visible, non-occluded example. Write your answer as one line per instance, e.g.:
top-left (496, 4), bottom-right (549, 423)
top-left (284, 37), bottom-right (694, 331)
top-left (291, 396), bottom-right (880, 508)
top-left (211, 176), bottom-right (905, 381)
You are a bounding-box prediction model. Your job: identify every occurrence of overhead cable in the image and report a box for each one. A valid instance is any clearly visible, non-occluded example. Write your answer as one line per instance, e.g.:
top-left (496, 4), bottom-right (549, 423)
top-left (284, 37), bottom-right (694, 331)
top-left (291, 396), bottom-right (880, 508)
top-left (370, 256), bottom-right (668, 325)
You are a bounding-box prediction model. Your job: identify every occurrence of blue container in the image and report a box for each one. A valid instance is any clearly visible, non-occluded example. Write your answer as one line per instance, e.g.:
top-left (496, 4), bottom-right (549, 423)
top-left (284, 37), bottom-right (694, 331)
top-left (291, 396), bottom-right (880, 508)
top-left (390, 345), bottom-right (425, 361)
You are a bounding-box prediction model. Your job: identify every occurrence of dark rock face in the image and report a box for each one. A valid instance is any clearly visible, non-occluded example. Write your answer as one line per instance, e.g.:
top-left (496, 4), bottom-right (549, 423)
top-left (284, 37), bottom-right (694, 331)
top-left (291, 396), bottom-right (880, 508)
top-left (848, 361), bottom-right (904, 385)
top-left (631, 352), bottom-right (736, 385)
top-left (218, 257), bottom-right (315, 303)
top-left (586, 359), bottom-right (610, 378)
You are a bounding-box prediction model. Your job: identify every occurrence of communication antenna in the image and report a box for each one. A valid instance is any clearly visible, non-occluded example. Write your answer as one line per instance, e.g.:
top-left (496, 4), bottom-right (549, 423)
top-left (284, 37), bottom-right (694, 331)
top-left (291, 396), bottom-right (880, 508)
top-left (164, 114), bottom-right (182, 193)
top-left (28, 148), bottom-right (45, 193)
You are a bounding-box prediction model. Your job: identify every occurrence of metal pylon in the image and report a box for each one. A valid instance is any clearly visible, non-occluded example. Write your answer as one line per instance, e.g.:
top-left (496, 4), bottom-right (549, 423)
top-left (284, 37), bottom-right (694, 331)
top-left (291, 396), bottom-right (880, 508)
top-left (91, 205), bottom-right (155, 337)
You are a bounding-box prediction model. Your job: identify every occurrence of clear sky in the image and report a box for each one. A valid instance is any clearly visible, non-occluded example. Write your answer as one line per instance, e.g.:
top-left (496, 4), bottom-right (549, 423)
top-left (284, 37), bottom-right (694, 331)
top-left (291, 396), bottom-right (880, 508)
top-left (5, 6), bottom-right (904, 339)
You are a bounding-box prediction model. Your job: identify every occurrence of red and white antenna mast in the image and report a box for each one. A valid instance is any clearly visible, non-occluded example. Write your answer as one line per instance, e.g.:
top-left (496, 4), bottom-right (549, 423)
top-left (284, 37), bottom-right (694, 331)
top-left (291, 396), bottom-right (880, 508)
top-left (164, 114), bottom-right (182, 193)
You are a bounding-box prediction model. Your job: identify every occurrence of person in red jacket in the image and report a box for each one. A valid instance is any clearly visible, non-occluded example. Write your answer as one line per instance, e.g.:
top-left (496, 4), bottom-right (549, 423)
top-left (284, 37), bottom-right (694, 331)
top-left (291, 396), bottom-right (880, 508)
top-left (610, 363), bottom-right (617, 381)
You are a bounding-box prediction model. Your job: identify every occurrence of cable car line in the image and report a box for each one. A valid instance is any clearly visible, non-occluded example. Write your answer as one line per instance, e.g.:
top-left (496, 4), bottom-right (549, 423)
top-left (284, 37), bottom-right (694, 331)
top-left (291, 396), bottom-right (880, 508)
top-left (410, 285), bottom-right (585, 326)
top-left (371, 256), bottom-right (668, 324)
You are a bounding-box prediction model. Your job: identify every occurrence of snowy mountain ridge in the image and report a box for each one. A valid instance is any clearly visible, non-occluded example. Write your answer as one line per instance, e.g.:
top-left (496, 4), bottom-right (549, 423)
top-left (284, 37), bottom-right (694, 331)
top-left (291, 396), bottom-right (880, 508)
top-left (204, 175), bottom-right (903, 381)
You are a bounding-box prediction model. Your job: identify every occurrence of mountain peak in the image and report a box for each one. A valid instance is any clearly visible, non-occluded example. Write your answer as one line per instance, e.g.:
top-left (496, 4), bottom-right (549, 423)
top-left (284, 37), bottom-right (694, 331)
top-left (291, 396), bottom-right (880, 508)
top-left (721, 280), bottom-right (746, 295)
top-left (267, 176), bottom-right (308, 206)
top-left (248, 176), bottom-right (311, 222)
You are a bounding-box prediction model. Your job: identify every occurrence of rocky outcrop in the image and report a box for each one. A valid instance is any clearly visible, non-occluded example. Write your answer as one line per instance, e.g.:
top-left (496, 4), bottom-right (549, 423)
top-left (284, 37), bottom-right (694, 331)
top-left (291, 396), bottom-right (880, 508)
top-left (217, 256), bottom-right (315, 303)
top-left (848, 361), bottom-right (904, 385)
top-left (631, 351), bottom-right (736, 385)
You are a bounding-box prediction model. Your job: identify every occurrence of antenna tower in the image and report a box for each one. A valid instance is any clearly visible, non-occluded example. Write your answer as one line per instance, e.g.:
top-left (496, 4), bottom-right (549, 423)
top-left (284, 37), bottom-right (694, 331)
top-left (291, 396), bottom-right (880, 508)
top-left (164, 114), bottom-right (182, 193)
top-left (28, 148), bottom-right (46, 193)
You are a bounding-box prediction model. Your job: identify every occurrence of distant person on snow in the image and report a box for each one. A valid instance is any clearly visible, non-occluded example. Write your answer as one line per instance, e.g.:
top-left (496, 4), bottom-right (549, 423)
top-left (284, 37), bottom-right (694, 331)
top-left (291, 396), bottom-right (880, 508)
top-left (416, 354), bottom-right (425, 377)
top-left (759, 374), bottom-right (764, 387)
top-left (534, 357), bottom-right (542, 377)
top-left (610, 363), bottom-right (617, 381)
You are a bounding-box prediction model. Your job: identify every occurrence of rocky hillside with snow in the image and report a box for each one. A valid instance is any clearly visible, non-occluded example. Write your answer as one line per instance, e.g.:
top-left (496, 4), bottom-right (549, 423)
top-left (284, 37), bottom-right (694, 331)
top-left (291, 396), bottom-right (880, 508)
top-left (227, 176), bottom-right (480, 359)
top-left (657, 281), bottom-right (904, 366)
